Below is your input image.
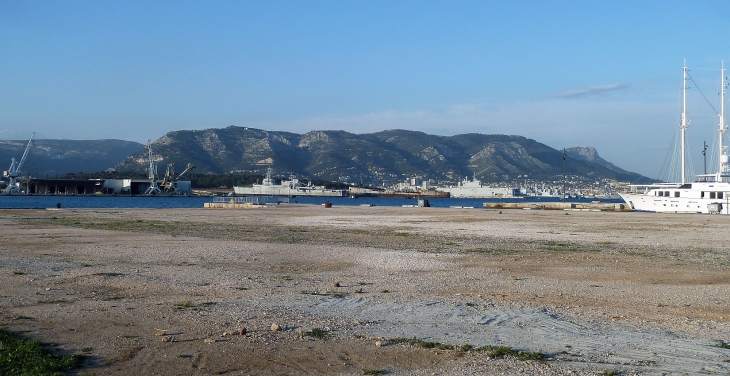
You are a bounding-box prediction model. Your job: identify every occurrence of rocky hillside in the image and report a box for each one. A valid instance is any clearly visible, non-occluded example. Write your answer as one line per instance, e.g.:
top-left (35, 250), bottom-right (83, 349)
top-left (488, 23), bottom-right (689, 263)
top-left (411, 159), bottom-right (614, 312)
top-left (113, 126), bottom-right (650, 184)
top-left (566, 146), bottom-right (635, 175)
top-left (0, 138), bottom-right (144, 176)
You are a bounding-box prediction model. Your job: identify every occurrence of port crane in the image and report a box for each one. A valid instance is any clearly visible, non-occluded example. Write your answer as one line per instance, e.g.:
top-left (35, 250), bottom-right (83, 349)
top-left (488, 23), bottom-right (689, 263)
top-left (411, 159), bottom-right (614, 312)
top-left (160, 162), bottom-right (195, 194)
top-left (143, 139), bottom-right (195, 195)
top-left (143, 140), bottom-right (161, 195)
top-left (3, 133), bottom-right (34, 194)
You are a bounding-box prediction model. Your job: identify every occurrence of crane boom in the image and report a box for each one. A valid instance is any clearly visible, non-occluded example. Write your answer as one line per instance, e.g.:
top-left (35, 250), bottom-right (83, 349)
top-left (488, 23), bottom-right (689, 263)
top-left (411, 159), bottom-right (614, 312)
top-left (15, 132), bottom-right (35, 175)
top-left (3, 132), bottom-right (34, 194)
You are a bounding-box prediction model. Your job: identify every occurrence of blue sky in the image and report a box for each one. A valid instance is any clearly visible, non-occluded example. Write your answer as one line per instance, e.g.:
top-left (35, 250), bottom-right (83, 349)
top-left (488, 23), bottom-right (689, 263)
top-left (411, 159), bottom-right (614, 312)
top-left (2, 1), bottom-right (729, 178)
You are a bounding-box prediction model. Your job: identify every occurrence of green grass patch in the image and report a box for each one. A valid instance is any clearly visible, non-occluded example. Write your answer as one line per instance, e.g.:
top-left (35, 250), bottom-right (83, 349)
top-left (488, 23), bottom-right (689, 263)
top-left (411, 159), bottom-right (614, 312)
top-left (599, 371), bottom-right (620, 376)
top-left (475, 345), bottom-right (546, 361)
top-left (363, 369), bottom-right (386, 375)
top-left (12, 271), bottom-right (24, 275)
top-left (174, 301), bottom-right (216, 311)
top-left (0, 327), bottom-right (84, 375)
top-left (301, 290), bottom-right (347, 298)
top-left (715, 341), bottom-right (730, 349)
top-left (387, 338), bottom-right (544, 361)
top-left (175, 300), bottom-right (193, 309)
top-left (302, 328), bottom-right (329, 340)
top-left (389, 338), bottom-right (454, 350)
top-left (466, 247), bottom-right (517, 255)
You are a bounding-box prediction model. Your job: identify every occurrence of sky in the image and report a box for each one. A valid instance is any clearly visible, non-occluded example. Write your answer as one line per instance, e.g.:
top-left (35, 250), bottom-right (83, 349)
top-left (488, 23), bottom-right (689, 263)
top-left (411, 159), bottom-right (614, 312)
top-left (2, 1), bottom-right (730, 178)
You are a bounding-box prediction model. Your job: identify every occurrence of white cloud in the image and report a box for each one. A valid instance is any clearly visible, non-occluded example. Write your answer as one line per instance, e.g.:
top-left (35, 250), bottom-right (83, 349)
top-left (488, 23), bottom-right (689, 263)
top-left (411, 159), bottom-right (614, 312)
top-left (548, 84), bottom-right (628, 99)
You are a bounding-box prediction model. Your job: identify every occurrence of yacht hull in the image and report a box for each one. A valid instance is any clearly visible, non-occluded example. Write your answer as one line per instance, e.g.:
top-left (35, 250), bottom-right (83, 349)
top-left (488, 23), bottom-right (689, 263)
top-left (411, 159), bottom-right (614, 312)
top-left (619, 183), bottom-right (730, 214)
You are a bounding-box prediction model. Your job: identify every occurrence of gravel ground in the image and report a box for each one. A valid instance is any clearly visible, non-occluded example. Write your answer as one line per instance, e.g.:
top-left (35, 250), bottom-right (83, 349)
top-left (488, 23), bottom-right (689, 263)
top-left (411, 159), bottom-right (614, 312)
top-left (0, 206), bottom-right (729, 375)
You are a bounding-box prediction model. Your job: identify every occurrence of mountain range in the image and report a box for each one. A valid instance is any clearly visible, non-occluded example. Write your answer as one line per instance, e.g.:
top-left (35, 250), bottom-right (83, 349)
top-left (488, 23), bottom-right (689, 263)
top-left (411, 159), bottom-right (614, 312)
top-left (113, 126), bottom-right (650, 184)
top-left (1, 127), bottom-right (651, 184)
top-left (0, 138), bottom-right (143, 177)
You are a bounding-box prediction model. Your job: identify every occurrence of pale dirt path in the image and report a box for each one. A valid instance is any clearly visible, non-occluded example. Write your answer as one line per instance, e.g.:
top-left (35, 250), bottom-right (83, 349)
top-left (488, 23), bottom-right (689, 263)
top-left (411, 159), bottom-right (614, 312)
top-left (0, 206), bottom-right (729, 375)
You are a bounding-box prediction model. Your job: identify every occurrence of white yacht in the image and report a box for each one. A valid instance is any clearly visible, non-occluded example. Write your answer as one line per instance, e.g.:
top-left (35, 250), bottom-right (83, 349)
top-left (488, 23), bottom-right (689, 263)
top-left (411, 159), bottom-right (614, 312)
top-left (620, 63), bottom-right (730, 214)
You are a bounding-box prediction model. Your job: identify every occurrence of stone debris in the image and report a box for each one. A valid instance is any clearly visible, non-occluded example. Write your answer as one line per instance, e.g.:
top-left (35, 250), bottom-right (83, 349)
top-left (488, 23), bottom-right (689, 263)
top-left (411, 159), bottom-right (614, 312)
top-left (203, 338), bottom-right (215, 344)
top-left (270, 323), bottom-right (281, 331)
top-left (161, 335), bottom-right (175, 342)
top-left (155, 329), bottom-right (168, 336)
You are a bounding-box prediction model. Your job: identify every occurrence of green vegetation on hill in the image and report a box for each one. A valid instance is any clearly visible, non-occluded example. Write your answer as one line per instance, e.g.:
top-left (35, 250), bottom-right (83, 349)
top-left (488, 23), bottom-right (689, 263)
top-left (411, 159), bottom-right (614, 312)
top-left (114, 127), bottom-right (650, 184)
top-left (2, 127), bottom-right (651, 185)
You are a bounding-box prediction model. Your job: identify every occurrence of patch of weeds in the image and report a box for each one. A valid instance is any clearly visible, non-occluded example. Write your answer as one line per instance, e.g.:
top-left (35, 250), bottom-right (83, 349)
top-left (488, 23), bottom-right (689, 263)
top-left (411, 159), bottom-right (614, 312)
top-left (458, 344), bottom-right (473, 352)
top-left (380, 289), bottom-right (390, 293)
top-left (443, 241), bottom-right (455, 246)
top-left (174, 300), bottom-right (216, 312)
top-left (465, 303), bottom-right (475, 307)
top-left (0, 327), bottom-right (85, 375)
top-left (353, 334), bottom-right (366, 339)
top-left (81, 347), bottom-right (93, 354)
top-left (287, 227), bottom-right (308, 232)
top-left (363, 369), bottom-right (386, 375)
top-left (600, 371), bottom-right (620, 376)
top-left (302, 328), bottom-right (329, 340)
top-left (12, 315), bottom-right (34, 321)
top-left (357, 282), bottom-right (373, 285)
top-left (234, 287), bottom-right (249, 290)
top-left (175, 300), bottom-right (193, 309)
top-left (12, 271), bottom-right (24, 275)
top-left (475, 345), bottom-right (546, 361)
top-left (301, 290), bottom-right (347, 298)
top-left (715, 341), bottom-right (730, 349)
top-left (178, 354), bottom-right (193, 359)
top-left (355, 287), bottom-right (364, 293)
top-left (394, 232), bottom-right (410, 237)
top-left (467, 247), bottom-right (517, 255)
top-left (122, 335), bottom-right (139, 339)
top-left (80, 263), bottom-right (92, 267)
top-left (542, 241), bottom-right (581, 252)
top-left (389, 338), bottom-right (454, 350)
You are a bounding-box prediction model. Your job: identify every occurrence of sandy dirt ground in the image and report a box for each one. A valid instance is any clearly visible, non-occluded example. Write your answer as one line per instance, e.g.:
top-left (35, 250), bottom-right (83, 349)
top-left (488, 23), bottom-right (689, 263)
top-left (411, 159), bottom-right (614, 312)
top-left (1, 205), bottom-right (729, 375)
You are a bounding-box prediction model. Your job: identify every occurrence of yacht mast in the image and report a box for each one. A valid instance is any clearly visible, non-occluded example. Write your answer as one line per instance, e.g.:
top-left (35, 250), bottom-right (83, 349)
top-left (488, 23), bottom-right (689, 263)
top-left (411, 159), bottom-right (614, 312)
top-left (681, 63), bottom-right (689, 184)
top-left (719, 61), bottom-right (728, 180)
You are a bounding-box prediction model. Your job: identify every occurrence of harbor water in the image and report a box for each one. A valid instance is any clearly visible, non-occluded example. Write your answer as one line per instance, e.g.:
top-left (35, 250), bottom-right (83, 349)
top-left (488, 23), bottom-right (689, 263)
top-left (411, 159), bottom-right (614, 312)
top-left (0, 195), bottom-right (622, 209)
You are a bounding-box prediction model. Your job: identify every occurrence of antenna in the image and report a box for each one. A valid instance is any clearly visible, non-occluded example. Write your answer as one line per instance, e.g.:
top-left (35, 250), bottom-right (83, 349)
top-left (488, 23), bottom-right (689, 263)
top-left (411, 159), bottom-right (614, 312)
top-left (703, 141), bottom-right (707, 175)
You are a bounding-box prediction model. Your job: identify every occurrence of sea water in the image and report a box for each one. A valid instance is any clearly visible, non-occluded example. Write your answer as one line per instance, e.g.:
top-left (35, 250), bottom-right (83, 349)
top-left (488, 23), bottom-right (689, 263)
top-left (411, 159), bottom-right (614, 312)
top-left (0, 195), bottom-right (622, 209)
